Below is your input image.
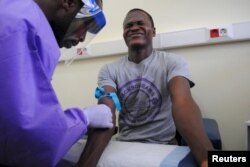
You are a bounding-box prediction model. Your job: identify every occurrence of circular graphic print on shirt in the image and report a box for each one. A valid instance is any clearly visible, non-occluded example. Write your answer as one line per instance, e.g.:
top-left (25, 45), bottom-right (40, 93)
top-left (119, 78), bottom-right (162, 126)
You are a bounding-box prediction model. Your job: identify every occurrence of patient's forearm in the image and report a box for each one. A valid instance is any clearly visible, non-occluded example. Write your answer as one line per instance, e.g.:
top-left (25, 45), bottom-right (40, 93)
top-left (76, 96), bottom-right (116, 167)
top-left (76, 128), bottom-right (114, 167)
top-left (173, 102), bottom-right (214, 165)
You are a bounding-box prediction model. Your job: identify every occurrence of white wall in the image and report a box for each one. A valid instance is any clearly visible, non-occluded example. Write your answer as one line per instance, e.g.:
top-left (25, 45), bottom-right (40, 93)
top-left (94, 0), bottom-right (250, 42)
top-left (52, 0), bottom-right (250, 150)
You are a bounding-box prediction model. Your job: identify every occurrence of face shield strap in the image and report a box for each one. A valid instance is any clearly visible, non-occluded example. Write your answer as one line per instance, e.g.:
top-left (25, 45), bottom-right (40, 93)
top-left (77, 0), bottom-right (106, 34)
top-left (77, 0), bottom-right (101, 18)
top-left (87, 11), bottom-right (106, 34)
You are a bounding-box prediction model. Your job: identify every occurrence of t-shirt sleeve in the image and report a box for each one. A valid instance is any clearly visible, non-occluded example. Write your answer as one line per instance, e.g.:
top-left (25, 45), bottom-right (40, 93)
top-left (167, 53), bottom-right (195, 87)
top-left (98, 64), bottom-right (117, 89)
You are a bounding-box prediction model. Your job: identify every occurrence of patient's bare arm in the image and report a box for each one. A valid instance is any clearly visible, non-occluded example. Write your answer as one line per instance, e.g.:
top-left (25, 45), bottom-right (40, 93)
top-left (169, 76), bottom-right (214, 167)
top-left (76, 86), bottom-right (117, 167)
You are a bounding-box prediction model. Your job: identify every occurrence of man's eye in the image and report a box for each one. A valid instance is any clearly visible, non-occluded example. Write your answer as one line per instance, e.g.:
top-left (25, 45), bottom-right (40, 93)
top-left (126, 24), bottom-right (133, 28)
top-left (124, 22), bottom-right (144, 29)
top-left (137, 21), bottom-right (144, 25)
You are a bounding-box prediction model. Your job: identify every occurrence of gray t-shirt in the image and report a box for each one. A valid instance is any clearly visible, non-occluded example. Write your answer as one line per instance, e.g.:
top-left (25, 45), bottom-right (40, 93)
top-left (98, 50), bottom-right (194, 144)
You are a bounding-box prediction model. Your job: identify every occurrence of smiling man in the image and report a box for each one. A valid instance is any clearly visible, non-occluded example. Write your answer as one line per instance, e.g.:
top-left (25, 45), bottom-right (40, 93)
top-left (78, 8), bottom-right (214, 167)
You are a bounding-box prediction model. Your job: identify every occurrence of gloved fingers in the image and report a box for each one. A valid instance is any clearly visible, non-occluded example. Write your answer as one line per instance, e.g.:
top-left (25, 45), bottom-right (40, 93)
top-left (82, 104), bottom-right (113, 128)
top-left (102, 122), bottom-right (113, 129)
top-left (89, 121), bottom-right (113, 128)
top-left (91, 111), bottom-right (113, 128)
top-left (106, 122), bottom-right (114, 129)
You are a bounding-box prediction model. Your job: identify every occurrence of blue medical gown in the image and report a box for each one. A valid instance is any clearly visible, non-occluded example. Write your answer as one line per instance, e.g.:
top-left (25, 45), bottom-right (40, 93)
top-left (0, 0), bottom-right (88, 166)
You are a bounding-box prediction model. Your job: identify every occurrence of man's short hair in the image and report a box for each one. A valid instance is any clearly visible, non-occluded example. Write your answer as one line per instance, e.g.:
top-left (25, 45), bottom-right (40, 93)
top-left (127, 8), bottom-right (155, 28)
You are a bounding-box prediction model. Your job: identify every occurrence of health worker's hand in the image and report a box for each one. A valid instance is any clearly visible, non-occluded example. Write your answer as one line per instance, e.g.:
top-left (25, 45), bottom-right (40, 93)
top-left (83, 104), bottom-right (113, 128)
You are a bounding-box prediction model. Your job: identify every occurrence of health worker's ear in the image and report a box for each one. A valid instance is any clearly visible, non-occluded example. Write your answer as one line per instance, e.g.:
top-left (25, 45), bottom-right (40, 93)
top-left (61, 0), bottom-right (82, 12)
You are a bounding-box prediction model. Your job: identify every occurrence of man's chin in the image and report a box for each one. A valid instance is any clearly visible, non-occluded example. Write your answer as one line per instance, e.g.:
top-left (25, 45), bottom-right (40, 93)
top-left (130, 43), bottom-right (146, 50)
top-left (59, 42), bottom-right (73, 49)
top-left (62, 45), bottom-right (72, 49)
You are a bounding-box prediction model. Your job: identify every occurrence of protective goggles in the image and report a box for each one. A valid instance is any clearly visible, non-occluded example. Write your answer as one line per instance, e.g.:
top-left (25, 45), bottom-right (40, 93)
top-left (62, 0), bottom-right (106, 65)
top-left (76, 0), bottom-right (106, 34)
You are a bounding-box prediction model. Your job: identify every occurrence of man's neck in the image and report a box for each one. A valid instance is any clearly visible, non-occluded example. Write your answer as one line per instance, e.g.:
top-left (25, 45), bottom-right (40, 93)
top-left (128, 47), bottom-right (153, 64)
